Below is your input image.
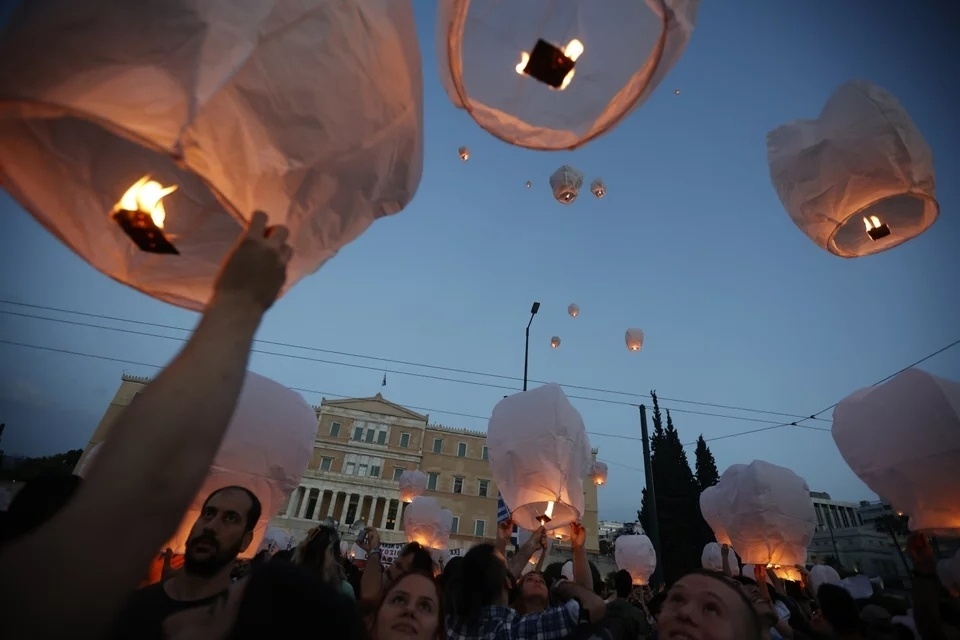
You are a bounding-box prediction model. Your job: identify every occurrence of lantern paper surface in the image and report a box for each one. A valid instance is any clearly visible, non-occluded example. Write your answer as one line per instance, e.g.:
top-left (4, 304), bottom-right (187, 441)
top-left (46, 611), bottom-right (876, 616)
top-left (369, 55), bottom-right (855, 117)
top-left (701, 542), bottom-right (731, 572)
top-left (0, 0), bottom-right (424, 311)
top-left (809, 565), bottom-right (842, 595)
top-left (549, 165), bottom-right (584, 204)
top-left (832, 368), bottom-right (960, 533)
top-left (398, 469), bottom-right (429, 503)
top-left (436, 0), bottom-right (700, 151)
top-left (487, 384), bottom-right (591, 532)
top-left (741, 565), bottom-right (774, 586)
top-left (716, 460), bottom-right (816, 566)
top-left (767, 80), bottom-right (938, 258)
top-left (625, 329), bottom-right (645, 352)
top-left (615, 534), bottom-right (657, 585)
top-left (561, 561), bottom-right (574, 581)
top-left (568, 303), bottom-right (580, 318)
top-left (590, 461), bottom-right (609, 486)
top-left (700, 483), bottom-right (734, 545)
top-left (590, 179), bottom-right (606, 199)
top-left (772, 566), bottom-right (802, 582)
top-left (403, 497), bottom-right (453, 550)
top-left (840, 575), bottom-right (873, 600)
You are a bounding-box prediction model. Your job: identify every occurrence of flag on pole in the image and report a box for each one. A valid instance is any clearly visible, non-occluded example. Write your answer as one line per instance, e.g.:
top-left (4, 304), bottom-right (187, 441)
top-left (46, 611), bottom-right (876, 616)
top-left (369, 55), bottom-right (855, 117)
top-left (381, 372), bottom-right (387, 387)
top-left (497, 492), bottom-right (510, 524)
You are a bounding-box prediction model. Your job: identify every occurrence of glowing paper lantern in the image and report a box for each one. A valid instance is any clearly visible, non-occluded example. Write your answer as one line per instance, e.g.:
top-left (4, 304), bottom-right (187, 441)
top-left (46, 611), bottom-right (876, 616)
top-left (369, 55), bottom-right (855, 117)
top-left (525, 180), bottom-right (533, 189)
top-left (716, 460), bottom-right (816, 566)
top-left (809, 565), bottom-right (842, 594)
top-left (549, 165), bottom-right (584, 204)
top-left (701, 542), bottom-right (733, 572)
top-left (767, 81), bottom-right (938, 258)
top-left (550, 336), bottom-right (561, 349)
top-left (833, 369), bottom-right (960, 533)
top-left (398, 469), bottom-right (429, 503)
top-left (590, 179), bottom-right (606, 199)
top-left (436, 0), bottom-right (701, 151)
top-left (568, 303), bottom-right (580, 318)
top-left (625, 329), bottom-right (644, 352)
top-left (487, 383), bottom-right (592, 533)
top-left (0, 0), bottom-right (424, 311)
top-left (700, 482), bottom-right (735, 546)
top-left (403, 497), bottom-right (453, 550)
top-left (589, 461), bottom-right (609, 486)
top-left (772, 566), bottom-right (802, 582)
top-left (615, 534), bottom-right (657, 585)
top-left (459, 146), bottom-right (470, 161)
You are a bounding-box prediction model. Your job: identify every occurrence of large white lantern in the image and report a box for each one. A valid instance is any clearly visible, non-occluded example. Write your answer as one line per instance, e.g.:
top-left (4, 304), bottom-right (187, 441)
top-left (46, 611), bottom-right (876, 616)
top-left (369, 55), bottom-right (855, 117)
top-left (832, 368), bottom-right (960, 533)
top-left (403, 497), bottom-right (453, 550)
top-left (549, 165), bottom-right (584, 204)
top-left (0, 0), bottom-right (424, 311)
top-left (700, 541), bottom-right (735, 572)
top-left (398, 469), bottom-right (429, 504)
top-left (625, 329), bottom-right (645, 352)
top-left (700, 482), bottom-right (735, 546)
top-left (767, 80), bottom-right (938, 258)
top-left (487, 383), bottom-right (592, 533)
top-left (808, 564), bottom-right (842, 594)
top-left (436, 0), bottom-right (700, 151)
top-left (615, 534), bottom-right (657, 585)
top-left (716, 460), bottom-right (816, 566)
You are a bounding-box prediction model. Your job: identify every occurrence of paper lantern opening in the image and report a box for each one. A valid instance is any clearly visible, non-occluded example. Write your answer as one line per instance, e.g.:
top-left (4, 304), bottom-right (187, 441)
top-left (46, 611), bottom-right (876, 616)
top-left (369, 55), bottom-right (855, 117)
top-left (567, 303), bottom-right (580, 318)
top-left (767, 81), bottom-right (938, 258)
top-left (550, 336), bottom-right (561, 349)
top-left (436, 0), bottom-right (701, 150)
top-left (549, 165), bottom-right (584, 204)
top-left (625, 328), bottom-right (644, 352)
top-left (0, 0), bottom-right (424, 310)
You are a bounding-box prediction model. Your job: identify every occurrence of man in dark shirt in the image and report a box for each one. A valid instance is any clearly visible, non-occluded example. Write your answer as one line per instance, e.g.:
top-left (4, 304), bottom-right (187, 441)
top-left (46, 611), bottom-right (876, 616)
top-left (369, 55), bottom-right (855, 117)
top-left (110, 485), bottom-right (262, 639)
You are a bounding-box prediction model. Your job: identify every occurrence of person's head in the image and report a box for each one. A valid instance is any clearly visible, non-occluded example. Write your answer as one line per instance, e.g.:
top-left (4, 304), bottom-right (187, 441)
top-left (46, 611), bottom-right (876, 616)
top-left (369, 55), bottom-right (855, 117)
top-left (733, 575), bottom-right (777, 626)
top-left (438, 556), bottom-right (464, 615)
top-left (388, 542), bottom-right (435, 582)
top-left (513, 571), bottom-right (548, 614)
top-left (184, 486), bottom-right (261, 577)
top-left (648, 590), bottom-right (668, 620)
top-left (813, 583), bottom-right (861, 636)
top-left (454, 543), bottom-right (513, 625)
top-left (615, 569), bottom-right (634, 599)
top-left (659, 570), bottom-right (762, 640)
top-left (0, 474), bottom-right (83, 545)
top-left (373, 570), bottom-right (443, 640)
top-left (293, 524), bottom-right (342, 584)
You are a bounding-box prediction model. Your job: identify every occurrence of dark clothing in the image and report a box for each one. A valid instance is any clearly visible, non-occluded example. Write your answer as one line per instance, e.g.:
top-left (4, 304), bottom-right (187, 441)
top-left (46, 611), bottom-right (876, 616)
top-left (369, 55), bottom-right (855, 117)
top-left (110, 581), bottom-right (227, 640)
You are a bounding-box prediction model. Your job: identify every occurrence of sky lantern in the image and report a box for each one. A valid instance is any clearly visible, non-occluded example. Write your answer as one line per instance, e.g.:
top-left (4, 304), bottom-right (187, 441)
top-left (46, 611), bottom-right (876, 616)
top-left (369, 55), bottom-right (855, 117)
top-left (767, 80), bottom-right (938, 258)
top-left (625, 328), bottom-right (644, 352)
top-left (435, 0), bottom-right (701, 151)
top-left (568, 303), bottom-right (580, 318)
top-left (589, 461), bottom-right (608, 486)
top-left (398, 469), bottom-right (429, 504)
top-left (403, 496), bottom-right (454, 550)
top-left (550, 336), bottom-right (561, 349)
top-left (832, 368), bottom-right (960, 533)
top-left (525, 180), bottom-right (533, 189)
top-left (550, 165), bottom-right (584, 204)
top-left (0, 0), bottom-right (423, 311)
top-left (486, 384), bottom-right (592, 534)
top-left (590, 178), bottom-right (606, 199)
top-left (458, 146), bottom-right (470, 161)
top-left (808, 565), bottom-right (842, 594)
top-left (701, 542), bottom-right (734, 572)
top-left (699, 480), bottom-right (739, 546)
top-left (615, 534), bottom-right (657, 585)
top-left (715, 460), bottom-right (816, 567)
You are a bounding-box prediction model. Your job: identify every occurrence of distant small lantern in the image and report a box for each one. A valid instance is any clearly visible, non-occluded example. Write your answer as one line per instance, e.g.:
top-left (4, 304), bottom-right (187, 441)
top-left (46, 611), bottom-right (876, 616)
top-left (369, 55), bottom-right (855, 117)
top-left (525, 180), bottom-right (532, 189)
top-left (589, 461), bottom-right (608, 486)
top-left (550, 336), bottom-right (561, 349)
top-left (674, 88), bottom-right (681, 95)
top-left (550, 165), bottom-right (584, 204)
top-left (567, 303), bottom-right (579, 318)
top-left (458, 145), bottom-right (470, 161)
top-left (398, 469), bottom-right (429, 503)
top-left (625, 328), bottom-right (644, 352)
top-left (436, 0), bottom-right (701, 151)
top-left (767, 81), bottom-right (939, 258)
top-left (590, 178), bottom-right (606, 199)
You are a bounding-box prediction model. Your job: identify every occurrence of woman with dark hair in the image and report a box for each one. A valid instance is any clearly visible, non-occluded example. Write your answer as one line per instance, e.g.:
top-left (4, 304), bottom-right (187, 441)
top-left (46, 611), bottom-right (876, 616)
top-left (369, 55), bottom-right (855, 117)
top-left (658, 569), bottom-right (763, 640)
top-left (369, 570), bottom-right (443, 640)
top-left (291, 524), bottom-right (355, 599)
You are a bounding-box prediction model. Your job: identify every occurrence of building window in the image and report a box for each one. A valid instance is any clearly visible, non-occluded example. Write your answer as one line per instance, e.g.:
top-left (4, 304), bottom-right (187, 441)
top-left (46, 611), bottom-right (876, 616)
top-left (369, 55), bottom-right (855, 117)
top-left (457, 442), bottom-right (467, 458)
top-left (400, 433), bottom-right (410, 448)
top-left (451, 516), bottom-right (460, 534)
top-left (482, 446), bottom-right (488, 460)
top-left (433, 438), bottom-right (443, 454)
top-left (370, 465), bottom-right (381, 478)
top-left (474, 520), bottom-right (485, 537)
top-left (377, 431), bottom-right (387, 445)
top-left (478, 479), bottom-right (489, 497)
top-left (352, 426), bottom-right (363, 441)
top-left (393, 467), bottom-right (405, 481)
top-left (319, 457), bottom-right (333, 472)
top-left (330, 422), bottom-right (341, 437)
top-left (345, 462), bottom-right (356, 475)
top-left (453, 477), bottom-right (464, 494)
top-left (427, 473), bottom-right (439, 491)
top-left (358, 464), bottom-right (369, 477)
top-left (365, 429), bottom-right (376, 443)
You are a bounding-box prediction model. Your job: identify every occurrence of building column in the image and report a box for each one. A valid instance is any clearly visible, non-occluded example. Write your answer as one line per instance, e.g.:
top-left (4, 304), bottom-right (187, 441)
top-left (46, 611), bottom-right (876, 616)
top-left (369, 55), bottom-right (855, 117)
top-left (316, 490), bottom-right (332, 521)
top-left (285, 487), bottom-right (301, 518)
top-left (379, 498), bottom-right (390, 529)
top-left (338, 492), bottom-right (351, 524)
top-left (305, 489), bottom-right (319, 520)
top-left (297, 488), bottom-right (312, 518)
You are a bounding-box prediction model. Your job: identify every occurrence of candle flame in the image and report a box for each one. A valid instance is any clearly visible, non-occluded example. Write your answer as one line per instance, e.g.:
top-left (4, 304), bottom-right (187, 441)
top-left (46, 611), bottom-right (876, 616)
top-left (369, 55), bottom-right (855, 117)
top-left (515, 38), bottom-right (584, 91)
top-left (863, 215), bottom-right (883, 232)
top-left (545, 501), bottom-right (555, 519)
top-left (119, 176), bottom-right (177, 228)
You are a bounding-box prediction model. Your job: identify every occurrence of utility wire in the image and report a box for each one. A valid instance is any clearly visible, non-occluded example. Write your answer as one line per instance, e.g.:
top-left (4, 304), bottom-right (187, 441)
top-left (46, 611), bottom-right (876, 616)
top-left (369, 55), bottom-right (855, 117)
top-left (0, 299), bottom-right (828, 422)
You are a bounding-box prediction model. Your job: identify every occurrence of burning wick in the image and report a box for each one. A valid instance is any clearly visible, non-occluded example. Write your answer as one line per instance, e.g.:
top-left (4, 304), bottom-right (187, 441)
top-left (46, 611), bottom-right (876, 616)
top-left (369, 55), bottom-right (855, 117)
top-left (536, 500), bottom-right (556, 525)
top-left (112, 176), bottom-right (180, 255)
top-left (516, 38), bottom-right (584, 90)
top-left (863, 215), bottom-right (891, 241)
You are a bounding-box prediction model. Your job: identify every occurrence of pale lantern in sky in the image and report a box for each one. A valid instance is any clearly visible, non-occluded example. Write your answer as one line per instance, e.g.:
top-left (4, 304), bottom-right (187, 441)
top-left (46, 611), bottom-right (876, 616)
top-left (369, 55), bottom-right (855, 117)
top-left (549, 165), bottom-right (584, 205)
top-left (398, 469), bottom-right (429, 504)
top-left (568, 303), bottom-right (580, 318)
top-left (550, 336), bottom-right (561, 349)
top-left (436, 0), bottom-right (700, 150)
top-left (0, 0), bottom-right (423, 311)
top-left (590, 178), bottom-right (606, 199)
top-left (767, 80), bottom-right (938, 258)
top-left (716, 460), bottom-right (816, 566)
top-left (458, 145), bottom-right (470, 161)
top-left (832, 368), bottom-right (960, 534)
top-left (486, 384), bottom-right (592, 534)
top-left (625, 328), bottom-right (645, 352)
top-left (589, 461), bottom-right (608, 486)
top-left (403, 496), bottom-right (454, 550)
top-left (699, 482), bottom-right (735, 546)
top-left (701, 542), bottom-right (733, 572)
top-left (615, 534), bottom-right (657, 585)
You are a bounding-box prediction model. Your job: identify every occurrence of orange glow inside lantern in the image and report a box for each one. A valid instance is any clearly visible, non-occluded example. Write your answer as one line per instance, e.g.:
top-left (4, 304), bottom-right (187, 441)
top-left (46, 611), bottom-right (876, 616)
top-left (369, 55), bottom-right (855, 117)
top-left (864, 215), bottom-right (891, 241)
top-left (458, 146), bottom-right (470, 161)
top-left (112, 175), bottom-right (179, 254)
top-left (515, 38), bottom-right (584, 91)
top-left (550, 336), bottom-right (561, 349)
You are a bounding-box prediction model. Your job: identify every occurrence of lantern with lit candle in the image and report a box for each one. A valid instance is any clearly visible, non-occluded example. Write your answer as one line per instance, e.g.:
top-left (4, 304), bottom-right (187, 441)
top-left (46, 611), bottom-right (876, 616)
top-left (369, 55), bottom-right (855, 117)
top-left (549, 165), bottom-right (584, 204)
top-left (568, 303), bottom-right (580, 318)
top-left (0, 0), bottom-right (424, 310)
top-left (589, 461), bottom-right (608, 486)
top-left (403, 497), bottom-right (454, 550)
top-left (625, 329), bottom-right (644, 352)
top-left (486, 384), bottom-right (592, 534)
top-left (590, 179), bottom-right (606, 199)
top-left (767, 81), bottom-right (939, 258)
top-left (832, 368), bottom-right (960, 533)
top-left (458, 146), bottom-right (470, 161)
top-left (398, 469), bottom-right (429, 504)
top-left (436, 0), bottom-right (700, 150)
top-left (615, 534), bottom-right (657, 585)
top-left (525, 180), bottom-right (532, 189)
top-left (550, 336), bottom-right (561, 349)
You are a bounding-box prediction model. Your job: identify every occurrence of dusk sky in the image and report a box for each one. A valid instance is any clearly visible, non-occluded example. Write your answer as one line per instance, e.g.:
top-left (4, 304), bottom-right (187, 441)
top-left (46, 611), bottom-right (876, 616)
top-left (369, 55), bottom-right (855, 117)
top-left (0, 1), bottom-right (957, 523)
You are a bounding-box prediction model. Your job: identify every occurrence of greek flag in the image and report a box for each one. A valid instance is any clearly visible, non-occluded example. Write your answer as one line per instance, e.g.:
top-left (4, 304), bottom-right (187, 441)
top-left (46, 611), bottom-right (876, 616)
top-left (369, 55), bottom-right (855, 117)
top-left (496, 492), bottom-right (510, 524)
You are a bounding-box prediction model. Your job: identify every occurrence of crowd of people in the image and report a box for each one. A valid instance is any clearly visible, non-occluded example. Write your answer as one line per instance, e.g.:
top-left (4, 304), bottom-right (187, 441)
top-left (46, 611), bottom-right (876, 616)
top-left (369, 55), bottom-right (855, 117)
top-left (0, 213), bottom-right (956, 639)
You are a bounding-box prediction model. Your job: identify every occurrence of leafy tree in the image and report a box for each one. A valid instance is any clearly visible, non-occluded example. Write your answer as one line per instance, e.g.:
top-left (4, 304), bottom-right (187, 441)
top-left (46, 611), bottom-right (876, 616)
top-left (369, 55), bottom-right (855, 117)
top-left (694, 435), bottom-right (720, 491)
top-left (0, 449), bottom-right (82, 481)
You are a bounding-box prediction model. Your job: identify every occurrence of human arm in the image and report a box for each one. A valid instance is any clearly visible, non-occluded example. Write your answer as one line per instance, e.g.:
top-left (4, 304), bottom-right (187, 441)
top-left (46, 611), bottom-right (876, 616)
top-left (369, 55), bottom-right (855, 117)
top-left (552, 578), bottom-right (607, 625)
top-left (357, 527), bottom-right (384, 604)
top-left (721, 543), bottom-right (733, 576)
top-left (569, 522), bottom-right (593, 592)
top-left (907, 532), bottom-right (947, 640)
top-left (508, 526), bottom-right (546, 578)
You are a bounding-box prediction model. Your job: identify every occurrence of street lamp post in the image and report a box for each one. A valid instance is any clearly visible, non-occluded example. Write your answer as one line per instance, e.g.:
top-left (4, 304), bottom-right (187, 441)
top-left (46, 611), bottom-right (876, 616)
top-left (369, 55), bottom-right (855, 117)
top-left (522, 301), bottom-right (540, 391)
top-left (638, 404), bottom-right (664, 587)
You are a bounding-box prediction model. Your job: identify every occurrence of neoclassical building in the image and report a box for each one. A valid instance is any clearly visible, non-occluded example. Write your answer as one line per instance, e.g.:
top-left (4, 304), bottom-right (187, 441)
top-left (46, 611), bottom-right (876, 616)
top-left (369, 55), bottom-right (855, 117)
top-left (78, 374), bottom-right (601, 554)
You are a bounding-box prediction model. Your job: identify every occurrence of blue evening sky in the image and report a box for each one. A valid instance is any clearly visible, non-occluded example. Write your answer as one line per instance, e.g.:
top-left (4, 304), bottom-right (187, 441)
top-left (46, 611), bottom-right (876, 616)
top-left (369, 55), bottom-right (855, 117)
top-left (0, 2), bottom-right (957, 522)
